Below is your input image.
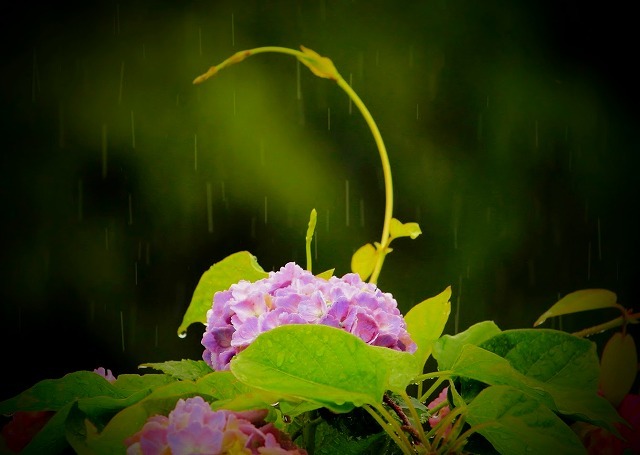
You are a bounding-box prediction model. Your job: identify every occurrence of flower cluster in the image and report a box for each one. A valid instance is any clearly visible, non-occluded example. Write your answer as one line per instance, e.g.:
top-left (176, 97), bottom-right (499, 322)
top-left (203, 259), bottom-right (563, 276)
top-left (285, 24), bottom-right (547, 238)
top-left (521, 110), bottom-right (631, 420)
top-left (125, 396), bottom-right (305, 454)
top-left (202, 262), bottom-right (416, 370)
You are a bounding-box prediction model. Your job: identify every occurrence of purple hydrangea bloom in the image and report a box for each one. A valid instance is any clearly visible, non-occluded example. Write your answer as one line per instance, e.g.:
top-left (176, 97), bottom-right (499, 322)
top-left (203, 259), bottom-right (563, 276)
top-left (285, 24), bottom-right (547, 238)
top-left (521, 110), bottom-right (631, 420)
top-left (124, 396), bottom-right (306, 454)
top-left (202, 262), bottom-right (416, 370)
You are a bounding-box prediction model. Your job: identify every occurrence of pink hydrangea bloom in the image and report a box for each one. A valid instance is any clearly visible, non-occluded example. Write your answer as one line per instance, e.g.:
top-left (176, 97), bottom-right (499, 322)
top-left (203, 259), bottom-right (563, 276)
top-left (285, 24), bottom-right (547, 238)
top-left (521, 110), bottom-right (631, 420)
top-left (125, 396), bottom-right (305, 455)
top-left (202, 262), bottom-right (417, 370)
top-left (427, 387), bottom-right (452, 436)
top-left (93, 367), bottom-right (117, 383)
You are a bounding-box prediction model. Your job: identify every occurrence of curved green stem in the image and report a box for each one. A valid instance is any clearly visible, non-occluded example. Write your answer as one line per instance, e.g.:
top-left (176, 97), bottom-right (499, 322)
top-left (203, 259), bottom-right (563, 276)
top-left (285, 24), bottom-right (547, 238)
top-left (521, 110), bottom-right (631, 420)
top-left (194, 46), bottom-right (394, 285)
top-left (572, 311), bottom-right (639, 338)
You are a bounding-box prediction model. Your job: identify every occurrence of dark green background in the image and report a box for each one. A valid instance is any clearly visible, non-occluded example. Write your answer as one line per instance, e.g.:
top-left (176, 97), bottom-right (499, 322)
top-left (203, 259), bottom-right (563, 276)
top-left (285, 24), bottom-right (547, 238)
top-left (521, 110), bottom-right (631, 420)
top-left (1, 1), bottom-right (636, 398)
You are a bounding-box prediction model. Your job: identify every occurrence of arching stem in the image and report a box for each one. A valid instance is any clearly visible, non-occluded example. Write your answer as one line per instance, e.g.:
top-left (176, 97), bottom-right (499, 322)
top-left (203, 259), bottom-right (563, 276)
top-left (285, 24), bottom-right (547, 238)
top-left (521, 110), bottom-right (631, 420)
top-left (194, 46), bottom-right (395, 285)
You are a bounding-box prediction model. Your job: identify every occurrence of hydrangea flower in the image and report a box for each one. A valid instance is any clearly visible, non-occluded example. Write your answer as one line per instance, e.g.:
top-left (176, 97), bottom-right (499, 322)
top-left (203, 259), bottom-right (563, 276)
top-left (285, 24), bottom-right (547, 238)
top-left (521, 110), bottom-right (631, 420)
top-left (202, 262), bottom-right (417, 370)
top-left (94, 367), bottom-right (117, 383)
top-left (124, 396), bottom-right (306, 454)
top-left (427, 387), bottom-right (452, 436)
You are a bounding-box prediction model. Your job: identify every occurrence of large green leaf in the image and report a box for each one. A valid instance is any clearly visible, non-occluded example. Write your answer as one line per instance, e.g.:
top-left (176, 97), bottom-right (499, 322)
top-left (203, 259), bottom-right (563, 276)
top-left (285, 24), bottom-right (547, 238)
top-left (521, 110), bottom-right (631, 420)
top-left (534, 289), bottom-right (618, 327)
top-left (432, 320), bottom-right (501, 371)
top-left (0, 371), bottom-right (135, 413)
top-left (452, 330), bottom-right (623, 432)
top-left (466, 385), bottom-right (586, 455)
top-left (231, 324), bottom-right (416, 413)
top-left (177, 251), bottom-right (268, 337)
top-left (404, 286), bottom-right (451, 371)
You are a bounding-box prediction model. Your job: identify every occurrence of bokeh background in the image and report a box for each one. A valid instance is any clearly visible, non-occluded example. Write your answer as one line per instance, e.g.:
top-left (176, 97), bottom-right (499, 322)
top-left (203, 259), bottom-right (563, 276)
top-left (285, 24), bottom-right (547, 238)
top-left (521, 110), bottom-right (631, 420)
top-left (1, 1), bottom-right (637, 398)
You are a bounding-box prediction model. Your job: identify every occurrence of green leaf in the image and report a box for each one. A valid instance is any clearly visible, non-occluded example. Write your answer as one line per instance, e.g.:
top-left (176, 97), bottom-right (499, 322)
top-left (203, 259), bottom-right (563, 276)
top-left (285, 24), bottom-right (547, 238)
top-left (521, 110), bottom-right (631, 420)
top-left (350, 243), bottom-right (378, 281)
top-left (177, 251), bottom-right (268, 337)
top-left (297, 46), bottom-right (341, 81)
top-left (20, 403), bottom-right (73, 455)
top-left (432, 320), bottom-right (501, 371)
top-left (404, 286), bottom-right (451, 371)
top-left (389, 218), bottom-right (422, 240)
top-left (138, 359), bottom-right (213, 381)
top-left (466, 385), bottom-right (586, 455)
top-left (599, 332), bottom-right (637, 407)
top-left (454, 330), bottom-right (623, 432)
top-left (306, 208), bottom-right (317, 272)
top-left (534, 289), bottom-right (618, 326)
top-left (310, 418), bottom-right (391, 455)
top-left (0, 371), bottom-right (130, 413)
top-left (230, 325), bottom-right (416, 413)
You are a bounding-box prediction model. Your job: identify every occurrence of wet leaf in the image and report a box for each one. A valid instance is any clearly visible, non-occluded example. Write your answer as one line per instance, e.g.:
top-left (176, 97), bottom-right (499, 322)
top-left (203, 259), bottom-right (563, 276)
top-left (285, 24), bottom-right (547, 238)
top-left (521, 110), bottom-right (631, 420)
top-left (452, 330), bottom-right (623, 432)
top-left (467, 385), bottom-right (585, 455)
top-left (404, 286), bottom-right (451, 371)
top-left (432, 320), bottom-right (501, 371)
top-left (351, 243), bottom-right (378, 281)
top-left (389, 218), bottom-right (422, 241)
top-left (534, 289), bottom-right (618, 327)
top-left (138, 360), bottom-right (213, 381)
top-left (177, 251), bottom-right (268, 336)
top-left (230, 324), bottom-right (416, 413)
top-left (599, 332), bottom-right (638, 407)
top-left (297, 46), bottom-right (340, 81)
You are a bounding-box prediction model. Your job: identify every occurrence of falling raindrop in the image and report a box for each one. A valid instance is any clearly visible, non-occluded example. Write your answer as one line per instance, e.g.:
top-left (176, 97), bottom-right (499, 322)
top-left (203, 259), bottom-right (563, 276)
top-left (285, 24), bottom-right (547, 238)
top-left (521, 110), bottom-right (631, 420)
top-left (118, 61), bottom-right (125, 104)
top-left (409, 46), bottom-right (414, 68)
top-left (145, 242), bottom-right (150, 265)
top-left (233, 89), bottom-right (236, 116)
top-left (326, 209), bottom-right (330, 232)
top-left (58, 102), bottom-right (65, 148)
top-left (155, 325), bottom-right (158, 347)
top-left (348, 73), bottom-right (353, 115)
top-left (134, 261), bottom-right (138, 285)
top-left (259, 140), bottom-right (265, 166)
top-left (264, 196), bottom-right (268, 224)
top-left (105, 227), bottom-right (109, 250)
top-left (194, 134), bottom-right (198, 171)
top-left (231, 13), bottom-right (235, 47)
top-left (90, 300), bottom-right (95, 323)
top-left (251, 216), bottom-right (256, 238)
top-left (130, 110), bottom-right (136, 148)
top-left (296, 61), bottom-right (301, 100)
top-left (198, 27), bottom-right (202, 56)
top-left (454, 275), bottom-right (461, 334)
top-left (114, 4), bottom-right (120, 35)
top-left (137, 241), bottom-right (142, 260)
top-left (101, 124), bottom-right (108, 179)
top-left (32, 50), bottom-right (40, 103)
top-left (597, 217), bottom-right (602, 260)
top-left (120, 310), bottom-right (125, 351)
top-left (534, 120), bottom-right (539, 149)
top-left (206, 182), bottom-right (213, 233)
top-left (416, 103), bottom-right (420, 121)
top-left (142, 43), bottom-right (146, 60)
top-left (345, 180), bottom-right (350, 227)
top-left (77, 179), bottom-right (83, 222)
top-left (528, 259), bottom-right (535, 286)
top-left (327, 107), bottom-right (331, 131)
top-left (587, 241), bottom-right (592, 280)
top-left (220, 181), bottom-right (226, 202)
top-left (375, 49), bottom-right (380, 66)
top-left (128, 193), bottom-right (133, 225)
top-left (360, 198), bottom-right (365, 227)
